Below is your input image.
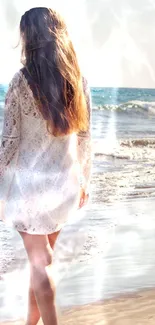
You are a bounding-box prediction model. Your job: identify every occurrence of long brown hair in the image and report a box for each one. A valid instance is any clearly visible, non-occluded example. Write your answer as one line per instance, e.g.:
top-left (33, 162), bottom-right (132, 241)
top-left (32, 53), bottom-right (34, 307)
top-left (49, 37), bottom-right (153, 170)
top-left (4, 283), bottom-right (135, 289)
top-left (20, 7), bottom-right (88, 137)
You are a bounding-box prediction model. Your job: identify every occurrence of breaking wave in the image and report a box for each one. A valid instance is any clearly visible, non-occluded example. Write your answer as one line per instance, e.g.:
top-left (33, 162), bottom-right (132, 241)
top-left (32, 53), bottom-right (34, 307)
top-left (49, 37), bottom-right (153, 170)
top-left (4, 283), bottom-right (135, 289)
top-left (94, 101), bottom-right (155, 115)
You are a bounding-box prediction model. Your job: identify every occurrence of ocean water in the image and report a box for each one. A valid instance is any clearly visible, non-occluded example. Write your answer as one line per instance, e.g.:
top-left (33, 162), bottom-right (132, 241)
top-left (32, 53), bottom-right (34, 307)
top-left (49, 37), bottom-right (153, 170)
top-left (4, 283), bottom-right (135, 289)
top-left (91, 87), bottom-right (155, 140)
top-left (1, 84), bottom-right (155, 176)
top-left (1, 85), bottom-right (155, 139)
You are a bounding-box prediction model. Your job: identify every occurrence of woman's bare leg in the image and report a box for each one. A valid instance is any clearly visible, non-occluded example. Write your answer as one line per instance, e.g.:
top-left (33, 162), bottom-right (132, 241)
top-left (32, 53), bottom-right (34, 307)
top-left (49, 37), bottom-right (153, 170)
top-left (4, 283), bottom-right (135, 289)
top-left (19, 231), bottom-right (60, 325)
top-left (48, 231), bottom-right (60, 251)
top-left (26, 271), bottom-right (41, 325)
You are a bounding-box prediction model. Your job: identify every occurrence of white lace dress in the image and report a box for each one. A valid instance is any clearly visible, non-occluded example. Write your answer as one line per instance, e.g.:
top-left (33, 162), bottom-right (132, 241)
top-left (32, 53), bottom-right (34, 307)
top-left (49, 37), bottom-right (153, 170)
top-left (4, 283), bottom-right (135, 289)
top-left (0, 71), bottom-right (92, 234)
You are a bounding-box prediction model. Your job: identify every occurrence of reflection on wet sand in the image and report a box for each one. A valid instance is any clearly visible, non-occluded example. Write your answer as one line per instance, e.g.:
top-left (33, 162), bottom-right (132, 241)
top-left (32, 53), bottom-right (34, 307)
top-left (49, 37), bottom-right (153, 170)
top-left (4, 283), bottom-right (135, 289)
top-left (1, 197), bottom-right (155, 324)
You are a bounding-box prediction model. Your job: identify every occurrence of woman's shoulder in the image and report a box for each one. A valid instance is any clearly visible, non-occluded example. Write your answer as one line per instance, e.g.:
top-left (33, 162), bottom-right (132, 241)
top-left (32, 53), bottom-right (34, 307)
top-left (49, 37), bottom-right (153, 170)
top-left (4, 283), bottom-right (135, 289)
top-left (82, 76), bottom-right (91, 97)
top-left (8, 70), bottom-right (23, 89)
top-left (8, 69), bottom-right (31, 97)
top-left (82, 76), bottom-right (88, 87)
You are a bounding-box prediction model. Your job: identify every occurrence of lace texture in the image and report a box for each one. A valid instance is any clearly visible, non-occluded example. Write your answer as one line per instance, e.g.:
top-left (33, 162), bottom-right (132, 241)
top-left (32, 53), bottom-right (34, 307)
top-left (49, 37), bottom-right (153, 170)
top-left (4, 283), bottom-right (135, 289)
top-left (0, 71), bottom-right (92, 234)
top-left (0, 73), bottom-right (20, 200)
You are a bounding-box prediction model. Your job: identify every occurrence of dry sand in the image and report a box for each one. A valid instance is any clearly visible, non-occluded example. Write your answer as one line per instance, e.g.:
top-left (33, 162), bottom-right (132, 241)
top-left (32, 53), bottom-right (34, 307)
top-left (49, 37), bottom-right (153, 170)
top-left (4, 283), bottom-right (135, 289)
top-left (1, 288), bottom-right (155, 325)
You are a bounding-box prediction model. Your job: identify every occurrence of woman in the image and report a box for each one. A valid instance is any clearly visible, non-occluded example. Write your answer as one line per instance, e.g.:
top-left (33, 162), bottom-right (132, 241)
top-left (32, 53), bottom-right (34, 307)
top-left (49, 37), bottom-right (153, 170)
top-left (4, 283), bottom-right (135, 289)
top-left (0, 7), bottom-right (92, 325)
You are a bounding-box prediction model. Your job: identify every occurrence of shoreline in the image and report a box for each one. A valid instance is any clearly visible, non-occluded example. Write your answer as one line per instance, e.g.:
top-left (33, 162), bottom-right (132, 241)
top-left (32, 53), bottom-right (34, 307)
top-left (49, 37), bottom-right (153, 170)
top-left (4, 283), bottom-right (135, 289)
top-left (1, 287), bottom-right (155, 324)
top-left (1, 198), bottom-right (155, 322)
top-left (59, 287), bottom-right (155, 325)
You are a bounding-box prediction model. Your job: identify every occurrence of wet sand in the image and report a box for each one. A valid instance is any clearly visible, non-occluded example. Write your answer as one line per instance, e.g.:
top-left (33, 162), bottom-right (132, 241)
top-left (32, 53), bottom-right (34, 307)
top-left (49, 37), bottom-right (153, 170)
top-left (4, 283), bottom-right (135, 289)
top-left (1, 288), bottom-right (155, 324)
top-left (1, 197), bottom-right (155, 323)
top-left (92, 139), bottom-right (155, 204)
top-left (59, 289), bottom-right (155, 325)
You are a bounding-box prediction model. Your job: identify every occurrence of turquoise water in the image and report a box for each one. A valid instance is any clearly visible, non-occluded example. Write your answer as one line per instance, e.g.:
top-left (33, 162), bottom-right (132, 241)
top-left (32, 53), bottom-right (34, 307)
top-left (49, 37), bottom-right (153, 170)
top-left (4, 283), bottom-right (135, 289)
top-left (92, 87), bottom-right (155, 141)
top-left (2, 84), bottom-right (155, 107)
top-left (91, 87), bottom-right (155, 106)
top-left (1, 85), bottom-right (155, 141)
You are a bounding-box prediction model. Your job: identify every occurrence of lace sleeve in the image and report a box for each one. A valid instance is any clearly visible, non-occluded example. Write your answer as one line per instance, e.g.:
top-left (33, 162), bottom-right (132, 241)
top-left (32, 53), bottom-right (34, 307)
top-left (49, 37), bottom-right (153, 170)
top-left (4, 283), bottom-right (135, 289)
top-left (77, 77), bottom-right (92, 194)
top-left (0, 74), bottom-right (20, 200)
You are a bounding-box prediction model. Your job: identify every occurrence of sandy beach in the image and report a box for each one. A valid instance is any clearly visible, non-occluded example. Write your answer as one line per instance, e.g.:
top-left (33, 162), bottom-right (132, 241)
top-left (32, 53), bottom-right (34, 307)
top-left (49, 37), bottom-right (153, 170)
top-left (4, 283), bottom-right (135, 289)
top-left (59, 289), bottom-right (155, 325)
top-left (1, 288), bottom-right (155, 324)
top-left (1, 195), bottom-right (155, 324)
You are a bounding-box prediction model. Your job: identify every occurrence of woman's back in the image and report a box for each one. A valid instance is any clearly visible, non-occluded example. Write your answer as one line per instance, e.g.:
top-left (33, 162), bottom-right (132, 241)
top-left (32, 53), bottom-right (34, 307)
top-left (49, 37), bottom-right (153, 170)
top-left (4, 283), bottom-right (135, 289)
top-left (16, 70), bottom-right (77, 169)
top-left (0, 8), bottom-right (92, 325)
top-left (0, 69), bottom-right (92, 234)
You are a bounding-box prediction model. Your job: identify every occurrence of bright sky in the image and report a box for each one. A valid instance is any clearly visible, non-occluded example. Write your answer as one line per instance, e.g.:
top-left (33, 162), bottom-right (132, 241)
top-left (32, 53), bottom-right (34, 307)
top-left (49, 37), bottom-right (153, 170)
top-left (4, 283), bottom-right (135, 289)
top-left (0, 0), bottom-right (155, 87)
